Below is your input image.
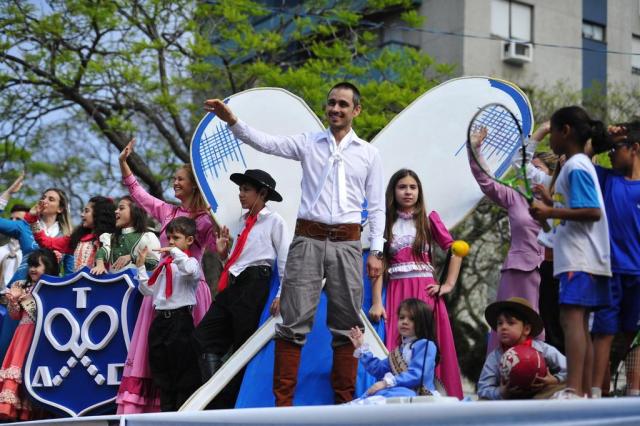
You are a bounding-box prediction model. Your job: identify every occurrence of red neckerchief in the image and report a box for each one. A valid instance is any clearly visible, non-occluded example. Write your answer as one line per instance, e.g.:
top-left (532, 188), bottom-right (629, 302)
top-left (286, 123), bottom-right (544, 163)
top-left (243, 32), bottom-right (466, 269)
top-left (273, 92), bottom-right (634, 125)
top-left (502, 336), bottom-right (533, 352)
top-left (80, 233), bottom-right (96, 242)
top-left (148, 249), bottom-right (191, 298)
top-left (217, 213), bottom-right (259, 293)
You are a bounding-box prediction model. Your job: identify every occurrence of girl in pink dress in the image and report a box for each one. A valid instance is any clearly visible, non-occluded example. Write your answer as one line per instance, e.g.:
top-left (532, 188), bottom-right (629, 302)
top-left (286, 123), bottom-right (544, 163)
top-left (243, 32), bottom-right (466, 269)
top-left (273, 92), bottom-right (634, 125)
top-left (0, 249), bottom-right (58, 421)
top-left (369, 169), bottom-right (464, 399)
top-left (116, 138), bottom-right (217, 413)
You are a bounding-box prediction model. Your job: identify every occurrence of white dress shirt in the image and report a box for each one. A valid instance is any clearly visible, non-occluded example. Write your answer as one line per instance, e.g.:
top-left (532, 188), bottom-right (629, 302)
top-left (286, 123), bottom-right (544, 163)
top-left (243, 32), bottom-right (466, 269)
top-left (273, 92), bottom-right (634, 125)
top-left (0, 240), bottom-right (21, 288)
top-left (137, 247), bottom-right (199, 310)
top-left (227, 207), bottom-right (289, 294)
top-left (230, 120), bottom-right (386, 251)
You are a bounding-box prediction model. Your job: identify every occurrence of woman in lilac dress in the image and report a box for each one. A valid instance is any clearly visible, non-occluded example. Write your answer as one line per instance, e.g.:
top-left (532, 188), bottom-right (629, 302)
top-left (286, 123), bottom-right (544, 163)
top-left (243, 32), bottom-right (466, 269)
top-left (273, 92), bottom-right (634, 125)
top-left (467, 127), bottom-right (546, 353)
top-left (116, 139), bottom-right (217, 413)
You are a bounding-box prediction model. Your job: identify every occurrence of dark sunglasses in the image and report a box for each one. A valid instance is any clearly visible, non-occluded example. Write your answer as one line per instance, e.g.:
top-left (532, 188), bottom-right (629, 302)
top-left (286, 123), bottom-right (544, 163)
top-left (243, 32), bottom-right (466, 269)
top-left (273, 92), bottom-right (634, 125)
top-left (609, 141), bottom-right (631, 154)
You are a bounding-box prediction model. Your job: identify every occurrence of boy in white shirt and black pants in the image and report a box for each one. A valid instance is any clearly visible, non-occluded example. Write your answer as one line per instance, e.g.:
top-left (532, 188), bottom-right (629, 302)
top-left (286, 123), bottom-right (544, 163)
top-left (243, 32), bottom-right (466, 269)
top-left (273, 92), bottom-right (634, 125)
top-left (194, 169), bottom-right (289, 409)
top-left (136, 216), bottom-right (201, 412)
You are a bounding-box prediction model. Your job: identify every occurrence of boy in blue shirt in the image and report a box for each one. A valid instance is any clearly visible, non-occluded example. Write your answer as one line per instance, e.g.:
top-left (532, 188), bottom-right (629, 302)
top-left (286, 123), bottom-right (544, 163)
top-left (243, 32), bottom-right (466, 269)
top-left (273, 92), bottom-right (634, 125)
top-left (478, 297), bottom-right (567, 400)
top-left (591, 122), bottom-right (640, 397)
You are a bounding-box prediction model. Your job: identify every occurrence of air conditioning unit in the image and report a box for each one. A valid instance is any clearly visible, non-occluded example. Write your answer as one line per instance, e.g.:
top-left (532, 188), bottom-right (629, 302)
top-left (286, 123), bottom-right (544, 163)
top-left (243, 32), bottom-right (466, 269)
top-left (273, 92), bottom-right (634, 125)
top-left (501, 40), bottom-right (533, 64)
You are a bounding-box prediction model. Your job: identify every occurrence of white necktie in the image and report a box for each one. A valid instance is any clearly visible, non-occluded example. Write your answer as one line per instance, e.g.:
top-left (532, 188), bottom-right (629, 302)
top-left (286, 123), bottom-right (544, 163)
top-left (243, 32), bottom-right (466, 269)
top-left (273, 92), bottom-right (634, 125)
top-left (307, 130), bottom-right (351, 215)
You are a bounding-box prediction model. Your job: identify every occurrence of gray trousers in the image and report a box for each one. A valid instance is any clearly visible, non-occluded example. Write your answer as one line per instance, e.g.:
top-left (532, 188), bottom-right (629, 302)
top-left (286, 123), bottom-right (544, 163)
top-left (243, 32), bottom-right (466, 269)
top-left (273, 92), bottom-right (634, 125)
top-left (275, 236), bottom-right (364, 346)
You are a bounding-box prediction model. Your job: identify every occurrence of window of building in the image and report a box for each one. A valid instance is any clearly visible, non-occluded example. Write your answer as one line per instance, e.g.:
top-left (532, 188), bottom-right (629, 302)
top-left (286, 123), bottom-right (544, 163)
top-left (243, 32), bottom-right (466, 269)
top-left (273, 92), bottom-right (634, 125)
top-left (491, 0), bottom-right (533, 42)
top-left (633, 35), bottom-right (640, 75)
top-left (582, 21), bottom-right (605, 42)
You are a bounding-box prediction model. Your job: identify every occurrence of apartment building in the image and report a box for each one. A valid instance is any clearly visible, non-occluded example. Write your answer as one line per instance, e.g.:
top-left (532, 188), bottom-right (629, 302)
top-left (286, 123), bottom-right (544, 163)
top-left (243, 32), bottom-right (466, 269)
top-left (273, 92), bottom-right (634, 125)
top-left (383, 0), bottom-right (640, 92)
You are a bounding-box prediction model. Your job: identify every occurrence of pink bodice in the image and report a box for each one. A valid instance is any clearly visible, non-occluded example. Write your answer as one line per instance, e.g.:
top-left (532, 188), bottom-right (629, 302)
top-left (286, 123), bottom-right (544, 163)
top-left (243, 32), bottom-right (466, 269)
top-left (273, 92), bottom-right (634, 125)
top-left (387, 211), bottom-right (453, 279)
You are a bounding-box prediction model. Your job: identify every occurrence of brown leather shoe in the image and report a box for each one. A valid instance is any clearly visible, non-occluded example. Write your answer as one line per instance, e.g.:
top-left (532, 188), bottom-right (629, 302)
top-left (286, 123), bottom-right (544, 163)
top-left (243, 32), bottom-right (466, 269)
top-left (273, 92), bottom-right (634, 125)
top-left (273, 339), bottom-right (302, 406)
top-left (331, 343), bottom-right (358, 404)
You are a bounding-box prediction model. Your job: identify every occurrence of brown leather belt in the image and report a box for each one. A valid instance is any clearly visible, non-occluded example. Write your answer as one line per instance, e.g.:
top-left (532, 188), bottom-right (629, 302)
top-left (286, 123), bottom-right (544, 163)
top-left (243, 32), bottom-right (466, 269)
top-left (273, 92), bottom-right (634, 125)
top-left (295, 219), bottom-right (361, 242)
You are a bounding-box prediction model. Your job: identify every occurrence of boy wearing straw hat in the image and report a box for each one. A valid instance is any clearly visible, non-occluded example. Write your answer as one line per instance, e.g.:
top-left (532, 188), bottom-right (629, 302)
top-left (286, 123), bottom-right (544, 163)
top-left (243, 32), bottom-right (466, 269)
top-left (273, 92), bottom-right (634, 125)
top-left (478, 297), bottom-right (567, 400)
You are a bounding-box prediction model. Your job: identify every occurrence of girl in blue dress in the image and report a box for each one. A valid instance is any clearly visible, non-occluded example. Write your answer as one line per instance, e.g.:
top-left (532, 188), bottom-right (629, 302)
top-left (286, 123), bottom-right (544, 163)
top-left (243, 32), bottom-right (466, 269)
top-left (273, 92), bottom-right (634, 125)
top-left (349, 298), bottom-right (439, 399)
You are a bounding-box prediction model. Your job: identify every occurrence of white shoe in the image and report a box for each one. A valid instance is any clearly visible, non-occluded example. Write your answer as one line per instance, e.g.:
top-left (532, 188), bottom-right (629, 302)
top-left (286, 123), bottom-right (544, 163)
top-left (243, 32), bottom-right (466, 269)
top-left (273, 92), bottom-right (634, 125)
top-left (551, 388), bottom-right (583, 400)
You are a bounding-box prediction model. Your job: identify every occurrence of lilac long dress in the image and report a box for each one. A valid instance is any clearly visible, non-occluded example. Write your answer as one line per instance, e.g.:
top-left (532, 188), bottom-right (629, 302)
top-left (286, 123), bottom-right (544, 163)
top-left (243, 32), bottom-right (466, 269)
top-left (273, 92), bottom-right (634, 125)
top-left (467, 146), bottom-right (544, 353)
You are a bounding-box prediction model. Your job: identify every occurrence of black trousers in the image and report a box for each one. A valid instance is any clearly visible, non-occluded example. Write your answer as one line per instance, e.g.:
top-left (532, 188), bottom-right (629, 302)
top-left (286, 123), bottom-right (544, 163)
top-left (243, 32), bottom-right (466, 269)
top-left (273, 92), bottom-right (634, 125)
top-left (193, 265), bottom-right (272, 408)
top-left (539, 260), bottom-right (565, 354)
top-left (148, 307), bottom-right (201, 411)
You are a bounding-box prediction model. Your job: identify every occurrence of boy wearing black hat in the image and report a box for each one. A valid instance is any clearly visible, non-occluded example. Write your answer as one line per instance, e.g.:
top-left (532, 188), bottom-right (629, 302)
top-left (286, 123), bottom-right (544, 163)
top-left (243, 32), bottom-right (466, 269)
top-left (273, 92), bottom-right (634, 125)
top-left (478, 297), bottom-right (567, 400)
top-left (193, 169), bottom-right (289, 409)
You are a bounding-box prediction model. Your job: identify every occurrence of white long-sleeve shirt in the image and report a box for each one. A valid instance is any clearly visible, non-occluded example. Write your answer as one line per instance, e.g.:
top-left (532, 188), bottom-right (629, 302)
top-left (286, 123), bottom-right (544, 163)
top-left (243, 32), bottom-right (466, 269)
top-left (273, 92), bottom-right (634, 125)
top-left (511, 138), bottom-right (552, 187)
top-left (0, 240), bottom-right (21, 288)
top-left (230, 120), bottom-right (386, 251)
top-left (227, 207), bottom-right (289, 295)
top-left (137, 247), bottom-right (199, 310)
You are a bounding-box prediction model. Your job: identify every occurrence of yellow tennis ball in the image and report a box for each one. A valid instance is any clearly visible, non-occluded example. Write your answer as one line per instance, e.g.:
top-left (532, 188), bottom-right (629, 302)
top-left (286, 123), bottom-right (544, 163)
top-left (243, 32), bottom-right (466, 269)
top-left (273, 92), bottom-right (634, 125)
top-left (451, 240), bottom-right (470, 257)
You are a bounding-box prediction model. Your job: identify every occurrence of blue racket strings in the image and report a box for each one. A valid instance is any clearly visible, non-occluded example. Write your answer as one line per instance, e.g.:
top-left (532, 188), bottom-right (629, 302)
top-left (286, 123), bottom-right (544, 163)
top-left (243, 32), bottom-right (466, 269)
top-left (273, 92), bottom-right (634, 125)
top-left (471, 104), bottom-right (524, 179)
top-left (199, 121), bottom-right (248, 179)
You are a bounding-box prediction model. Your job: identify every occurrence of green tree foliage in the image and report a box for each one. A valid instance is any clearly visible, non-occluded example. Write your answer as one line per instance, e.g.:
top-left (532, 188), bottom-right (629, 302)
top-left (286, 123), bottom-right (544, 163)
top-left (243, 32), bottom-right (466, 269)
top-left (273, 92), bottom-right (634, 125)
top-left (527, 82), bottom-right (640, 132)
top-left (1, 0), bottom-right (452, 207)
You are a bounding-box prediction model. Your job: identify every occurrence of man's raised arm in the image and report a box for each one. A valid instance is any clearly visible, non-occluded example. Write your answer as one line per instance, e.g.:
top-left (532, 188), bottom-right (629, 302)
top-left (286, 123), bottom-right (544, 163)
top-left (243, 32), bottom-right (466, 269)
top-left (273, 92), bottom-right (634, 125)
top-left (204, 98), bottom-right (305, 161)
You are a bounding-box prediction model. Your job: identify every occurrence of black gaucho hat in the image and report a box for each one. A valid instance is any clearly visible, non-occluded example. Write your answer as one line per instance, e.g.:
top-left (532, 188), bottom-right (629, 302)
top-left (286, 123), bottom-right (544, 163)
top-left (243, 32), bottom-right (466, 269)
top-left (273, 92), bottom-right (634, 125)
top-left (229, 169), bottom-right (283, 202)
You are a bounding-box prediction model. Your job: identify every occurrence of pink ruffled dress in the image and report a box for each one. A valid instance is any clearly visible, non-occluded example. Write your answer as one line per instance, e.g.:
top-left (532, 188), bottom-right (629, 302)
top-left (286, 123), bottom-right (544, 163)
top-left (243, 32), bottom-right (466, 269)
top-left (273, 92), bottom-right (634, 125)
top-left (0, 283), bottom-right (36, 421)
top-left (384, 210), bottom-right (463, 399)
top-left (116, 175), bottom-right (215, 414)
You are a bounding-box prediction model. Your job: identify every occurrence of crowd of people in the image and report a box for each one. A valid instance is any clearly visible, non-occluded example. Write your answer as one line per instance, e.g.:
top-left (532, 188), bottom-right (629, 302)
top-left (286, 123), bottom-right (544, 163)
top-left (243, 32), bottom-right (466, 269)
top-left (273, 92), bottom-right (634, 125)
top-left (0, 81), bottom-right (637, 420)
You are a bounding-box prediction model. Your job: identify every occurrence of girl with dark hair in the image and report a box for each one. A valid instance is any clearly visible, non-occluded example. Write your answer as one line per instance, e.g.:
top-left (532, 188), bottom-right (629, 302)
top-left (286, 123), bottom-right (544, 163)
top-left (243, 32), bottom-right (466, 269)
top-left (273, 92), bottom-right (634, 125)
top-left (512, 123), bottom-right (566, 355)
top-left (116, 139), bottom-right (216, 413)
top-left (91, 196), bottom-right (160, 274)
top-left (529, 106), bottom-right (611, 399)
top-left (349, 298), bottom-right (439, 399)
top-left (28, 196), bottom-right (116, 271)
top-left (0, 249), bottom-right (58, 421)
top-left (369, 169), bottom-right (463, 399)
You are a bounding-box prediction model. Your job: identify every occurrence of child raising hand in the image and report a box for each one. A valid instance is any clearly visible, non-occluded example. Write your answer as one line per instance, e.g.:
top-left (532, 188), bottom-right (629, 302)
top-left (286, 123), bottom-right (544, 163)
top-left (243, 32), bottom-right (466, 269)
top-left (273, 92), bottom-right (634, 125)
top-left (348, 299), bottom-right (439, 401)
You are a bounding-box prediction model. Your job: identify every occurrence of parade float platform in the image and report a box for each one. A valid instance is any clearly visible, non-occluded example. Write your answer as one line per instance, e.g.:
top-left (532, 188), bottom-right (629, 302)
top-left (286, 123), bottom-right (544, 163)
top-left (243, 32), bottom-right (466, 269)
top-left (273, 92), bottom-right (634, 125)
top-left (18, 397), bottom-right (640, 426)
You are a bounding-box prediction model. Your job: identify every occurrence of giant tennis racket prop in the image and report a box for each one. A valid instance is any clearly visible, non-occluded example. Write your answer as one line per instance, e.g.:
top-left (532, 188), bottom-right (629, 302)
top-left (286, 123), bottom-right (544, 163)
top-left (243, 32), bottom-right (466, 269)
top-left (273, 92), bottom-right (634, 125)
top-left (187, 78), bottom-right (535, 409)
top-left (466, 103), bottom-right (550, 232)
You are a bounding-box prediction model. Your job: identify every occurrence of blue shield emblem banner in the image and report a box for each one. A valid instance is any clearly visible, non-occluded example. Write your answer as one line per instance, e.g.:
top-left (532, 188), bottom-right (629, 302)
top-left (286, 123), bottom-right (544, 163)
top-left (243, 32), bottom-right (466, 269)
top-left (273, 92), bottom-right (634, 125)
top-left (24, 267), bottom-right (141, 417)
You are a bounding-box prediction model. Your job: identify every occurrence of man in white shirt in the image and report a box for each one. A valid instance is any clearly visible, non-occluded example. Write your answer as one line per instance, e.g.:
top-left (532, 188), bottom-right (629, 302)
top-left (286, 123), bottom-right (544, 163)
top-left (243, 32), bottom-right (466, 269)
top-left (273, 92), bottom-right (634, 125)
top-left (204, 82), bottom-right (385, 405)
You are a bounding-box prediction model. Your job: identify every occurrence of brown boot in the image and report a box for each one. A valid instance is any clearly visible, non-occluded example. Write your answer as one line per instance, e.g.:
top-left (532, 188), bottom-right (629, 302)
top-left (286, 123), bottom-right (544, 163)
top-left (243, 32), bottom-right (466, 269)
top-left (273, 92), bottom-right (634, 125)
top-left (273, 339), bottom-right (302, 407)
top-left (331, 343), bottom-right (359, 404)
